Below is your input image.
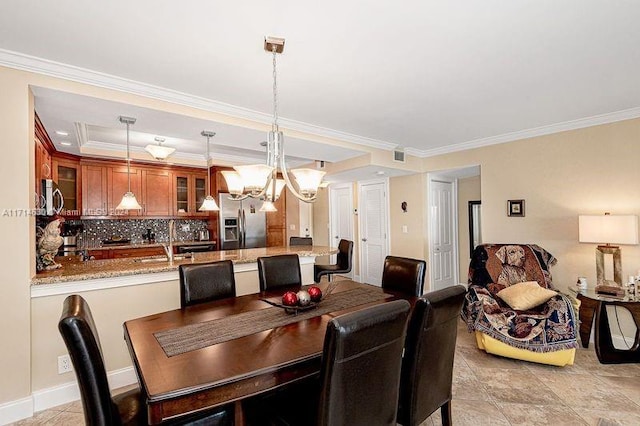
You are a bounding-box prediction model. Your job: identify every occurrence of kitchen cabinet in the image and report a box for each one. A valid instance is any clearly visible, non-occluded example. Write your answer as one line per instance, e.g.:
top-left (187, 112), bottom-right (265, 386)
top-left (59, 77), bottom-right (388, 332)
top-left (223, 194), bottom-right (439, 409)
top-left (81, 164), bottom-right (108, 216)
top-left (108, 165), bottom-right (143, 217)
top-left (141, 169), bottom-right (172, 216)
top-left (34, 114), bottom-right (54, 201)
top-left (52, 156), bottom-right (81, 216)
top-left (173, 171), bottom-right (210, 217)
top-left (266, 190), bottom-right (287, 247)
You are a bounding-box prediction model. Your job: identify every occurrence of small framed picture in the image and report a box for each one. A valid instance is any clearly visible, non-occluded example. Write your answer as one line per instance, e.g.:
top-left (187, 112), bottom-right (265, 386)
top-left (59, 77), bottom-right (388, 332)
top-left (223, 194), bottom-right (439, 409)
top-left (508, 199), bottom-right (525, 217)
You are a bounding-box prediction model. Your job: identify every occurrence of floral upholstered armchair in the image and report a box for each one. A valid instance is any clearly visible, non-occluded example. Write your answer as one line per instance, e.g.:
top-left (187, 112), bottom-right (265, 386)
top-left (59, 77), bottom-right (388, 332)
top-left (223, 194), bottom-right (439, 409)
top-left (461, 244), bottom-right (578, 366)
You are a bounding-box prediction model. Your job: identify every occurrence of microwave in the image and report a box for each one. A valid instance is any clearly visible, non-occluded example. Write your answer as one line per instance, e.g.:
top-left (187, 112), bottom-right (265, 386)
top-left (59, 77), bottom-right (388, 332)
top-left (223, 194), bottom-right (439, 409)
top-left (41, 179), bottom-right (64, 216)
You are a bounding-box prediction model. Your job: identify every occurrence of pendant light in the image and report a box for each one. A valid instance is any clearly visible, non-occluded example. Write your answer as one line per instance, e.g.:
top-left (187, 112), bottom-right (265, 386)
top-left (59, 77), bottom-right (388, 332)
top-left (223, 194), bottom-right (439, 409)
top-left (198, 131), bottom-right (220, 211)
top-left (116, 116), bottom-right (142, 210)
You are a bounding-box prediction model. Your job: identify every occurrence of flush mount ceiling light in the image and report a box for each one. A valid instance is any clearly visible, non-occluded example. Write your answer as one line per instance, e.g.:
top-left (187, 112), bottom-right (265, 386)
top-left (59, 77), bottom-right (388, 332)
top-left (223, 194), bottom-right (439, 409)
top-left (198, 131), bottom-right (220, 212)
top-left (221, 36), bottom-right (326, 209)
top-left (145, 136), bottom-right (176, 160)
top-left (116, 116), bottom-right (142, 210)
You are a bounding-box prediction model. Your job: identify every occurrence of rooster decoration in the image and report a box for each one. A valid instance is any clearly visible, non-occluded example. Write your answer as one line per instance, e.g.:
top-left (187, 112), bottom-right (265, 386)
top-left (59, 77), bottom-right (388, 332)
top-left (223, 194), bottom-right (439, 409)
top-left (36, 218), bottom-right (63, 271)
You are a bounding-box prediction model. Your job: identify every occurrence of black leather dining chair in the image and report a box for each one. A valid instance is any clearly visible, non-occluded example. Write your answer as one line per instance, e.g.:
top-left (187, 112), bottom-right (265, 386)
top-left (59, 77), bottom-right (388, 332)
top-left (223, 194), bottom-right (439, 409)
top-left (313, 239), bottom-right (353, 283)
top-left (381, 256), bottom-right (427, 297)
top-left (247, 299), bottom-right (410, 426)
top-left (58, 294), bottom-right (233, 426)
top-left (178, 260), bottom-right (236, 308)
top-left (257, 254), bottom-right (302, 291)
top-left (396, 285), bottom-right (466, 426)
top-left (289, 236), bottom-right (313, 246)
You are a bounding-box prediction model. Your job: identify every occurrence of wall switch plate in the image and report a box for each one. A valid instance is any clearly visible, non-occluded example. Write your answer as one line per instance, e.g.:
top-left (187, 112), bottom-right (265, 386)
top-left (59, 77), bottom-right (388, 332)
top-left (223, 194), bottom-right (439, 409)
top-left (402, 225), bottom-right (408, 233)
top-left (58, 354), bottom-right (73, 374)
top-left (289, 224), bottom-right (296, 230)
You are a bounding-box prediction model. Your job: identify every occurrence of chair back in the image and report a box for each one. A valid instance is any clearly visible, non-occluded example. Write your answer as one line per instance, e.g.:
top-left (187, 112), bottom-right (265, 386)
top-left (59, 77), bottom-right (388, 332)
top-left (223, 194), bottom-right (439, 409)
top-left (381, 256), bottom-right (426, 296)
top-left (290, 236), bottom-right (313, 246)
top-left (257, 254), bottom-right (302, 291)
top-left (179, 260), bottom-right (236, 308)
top-left (318, 299), bottom-right (410, 426)
top-left (336, 239), bottom-right (354, 271)
top-left (397, 285), bottom-right (466, 426)
top-left (58, 295), bottom-right (121, 426)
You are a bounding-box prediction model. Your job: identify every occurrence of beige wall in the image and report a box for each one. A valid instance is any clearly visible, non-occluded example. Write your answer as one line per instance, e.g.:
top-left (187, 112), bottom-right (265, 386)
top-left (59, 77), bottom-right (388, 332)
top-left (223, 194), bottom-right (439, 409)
top-left (424, 118), bottom-right (640, 293)
top-left (389, 173), bottom-right (426, 260)
top-left (457, 175), bottom-right (481, 280)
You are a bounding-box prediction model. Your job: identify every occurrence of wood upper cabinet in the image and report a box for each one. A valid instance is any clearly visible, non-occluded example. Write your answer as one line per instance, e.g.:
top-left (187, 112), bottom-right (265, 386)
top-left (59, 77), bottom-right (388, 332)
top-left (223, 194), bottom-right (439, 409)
top-left (142, 169), bottom-right (172, 216)
top-left (266, 190), bottom-right (287, 247)
top-left (52, 156), bottom-right (81, 216)
top-left (108, 165), bottom-right (143, 216)
top-left (173, 171), bottom-right (210, 217)
top-left (81, 164), bottom-right (108, 216)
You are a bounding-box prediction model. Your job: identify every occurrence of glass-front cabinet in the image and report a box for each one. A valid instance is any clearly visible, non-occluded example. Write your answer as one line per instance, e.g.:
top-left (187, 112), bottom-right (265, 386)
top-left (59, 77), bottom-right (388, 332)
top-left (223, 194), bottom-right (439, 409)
top-left (173, 171), bottom-right (210, 217)
top-left (52, 156), bottom-right (81, 216)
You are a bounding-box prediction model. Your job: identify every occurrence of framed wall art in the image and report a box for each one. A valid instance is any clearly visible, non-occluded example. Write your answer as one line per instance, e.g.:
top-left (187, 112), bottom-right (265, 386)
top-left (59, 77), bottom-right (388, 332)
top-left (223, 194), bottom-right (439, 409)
top-left (508, 199), bottom-right (525, 217)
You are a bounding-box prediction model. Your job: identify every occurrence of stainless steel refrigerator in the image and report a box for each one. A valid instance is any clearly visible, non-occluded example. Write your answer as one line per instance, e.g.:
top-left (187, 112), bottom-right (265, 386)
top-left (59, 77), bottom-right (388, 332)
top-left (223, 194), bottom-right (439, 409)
top-left (219, 193), bottom-right (267, 249)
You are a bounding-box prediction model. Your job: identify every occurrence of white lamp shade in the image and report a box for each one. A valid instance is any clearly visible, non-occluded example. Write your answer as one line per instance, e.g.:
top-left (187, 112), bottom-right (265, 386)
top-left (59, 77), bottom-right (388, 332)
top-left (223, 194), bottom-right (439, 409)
top-left (259, 200), bottom-right (278, 212)
top-left (198, 195), bottom-right (220, 211)
top-left (291, 168), bottom-right (326, 196)
top-left (579, 214), bottom-right (639, 245)
top-left (116, 192), bottom-right (142, 210)
top-left (234, 164), bottom-right (274, 194)
top-left (144, 144), bottom-right (175, 160)
top-left (266, 179), bottom-right (286, 200)
top-left (221, 171), bottom-right (245, 196)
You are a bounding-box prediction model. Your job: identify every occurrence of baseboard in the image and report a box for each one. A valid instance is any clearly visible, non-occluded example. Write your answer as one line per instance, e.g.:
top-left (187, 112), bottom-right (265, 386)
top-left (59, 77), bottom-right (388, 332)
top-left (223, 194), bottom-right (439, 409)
top-left (0, 396), bottom-right (33, 425)
top-left (0, 366), bottom-right (138, 423)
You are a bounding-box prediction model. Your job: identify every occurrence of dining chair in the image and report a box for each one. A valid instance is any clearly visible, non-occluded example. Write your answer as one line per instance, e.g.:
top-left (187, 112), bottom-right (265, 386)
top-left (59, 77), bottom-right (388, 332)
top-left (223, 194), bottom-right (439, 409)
top-left (178, 260), bottom-right (236, 308)
top-left (246, 299), bottom-right (410, 426)
top-left (381, 255), bottom-right (427, 297)
top-left (257, 254), bottom-right (302, 291)
top-left (313, 239), bottom-right (353, 283)
top-left (58, 294), bottom-right (234, 426)
top-left (289, 236), bottom-right (313, 246)
top-left (396, 285), bottom-right (466, 426)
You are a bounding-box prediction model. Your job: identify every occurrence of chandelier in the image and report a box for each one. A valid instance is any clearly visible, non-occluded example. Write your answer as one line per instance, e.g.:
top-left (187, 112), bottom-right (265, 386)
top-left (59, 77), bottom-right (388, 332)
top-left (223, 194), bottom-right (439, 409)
top-left (222, 37), bottom-right (325, 208)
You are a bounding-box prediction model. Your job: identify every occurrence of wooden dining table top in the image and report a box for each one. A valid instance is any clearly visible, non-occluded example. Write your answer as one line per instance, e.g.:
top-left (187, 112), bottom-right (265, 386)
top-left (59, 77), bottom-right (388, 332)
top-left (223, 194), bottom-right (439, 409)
top-left (123, 280), bottom-right (414, 425)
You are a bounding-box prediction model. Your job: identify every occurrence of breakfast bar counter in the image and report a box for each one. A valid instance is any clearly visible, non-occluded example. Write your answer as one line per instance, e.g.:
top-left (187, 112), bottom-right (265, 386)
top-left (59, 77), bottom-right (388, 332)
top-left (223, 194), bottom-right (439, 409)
top-left (31, 245), bottom-right (336, 286)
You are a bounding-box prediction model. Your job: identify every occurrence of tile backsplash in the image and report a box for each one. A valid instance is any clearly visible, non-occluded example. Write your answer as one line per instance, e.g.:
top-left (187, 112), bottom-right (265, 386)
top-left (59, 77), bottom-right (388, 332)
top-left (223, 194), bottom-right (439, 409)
top-left (64, 219), bottom-right (210, 248)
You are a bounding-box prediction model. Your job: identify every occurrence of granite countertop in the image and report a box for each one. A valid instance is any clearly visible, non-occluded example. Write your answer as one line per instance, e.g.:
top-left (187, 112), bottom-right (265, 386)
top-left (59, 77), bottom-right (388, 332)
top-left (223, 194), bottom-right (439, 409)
top-left (83, 240), bottom-right (216, 251)
top-left (32, 246), bottom-right (337, 285)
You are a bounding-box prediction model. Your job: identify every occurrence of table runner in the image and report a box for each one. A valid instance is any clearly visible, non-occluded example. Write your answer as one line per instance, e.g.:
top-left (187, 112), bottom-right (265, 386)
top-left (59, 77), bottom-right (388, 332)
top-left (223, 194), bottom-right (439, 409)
top-left (154, 286), bottom-right (389, 357)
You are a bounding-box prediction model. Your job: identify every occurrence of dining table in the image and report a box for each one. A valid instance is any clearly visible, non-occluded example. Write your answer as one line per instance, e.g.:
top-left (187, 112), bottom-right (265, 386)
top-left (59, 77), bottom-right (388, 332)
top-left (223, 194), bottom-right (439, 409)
top-left (123, 280), bottom-right (416, 425)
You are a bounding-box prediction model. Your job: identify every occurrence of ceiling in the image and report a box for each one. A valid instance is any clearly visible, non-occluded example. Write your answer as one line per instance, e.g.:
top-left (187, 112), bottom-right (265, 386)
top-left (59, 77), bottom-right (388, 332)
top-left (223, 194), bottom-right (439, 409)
top-left (2, 1), bottom-right (640, 177)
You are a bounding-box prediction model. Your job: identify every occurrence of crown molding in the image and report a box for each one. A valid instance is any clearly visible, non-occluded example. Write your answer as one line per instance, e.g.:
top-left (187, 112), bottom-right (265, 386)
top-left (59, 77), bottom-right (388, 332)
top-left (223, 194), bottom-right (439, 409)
top-left (0, 48), bottom-right (396, 151)
top-left (412, 107), bottom-right (640, 158)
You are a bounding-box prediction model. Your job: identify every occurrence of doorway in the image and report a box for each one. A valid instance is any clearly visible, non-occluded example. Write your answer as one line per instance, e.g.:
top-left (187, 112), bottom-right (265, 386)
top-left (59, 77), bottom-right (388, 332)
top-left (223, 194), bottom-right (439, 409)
top-left (358, 179), bottom-right (390, 286)
top-left (329, 183), bottom-right (354, 279)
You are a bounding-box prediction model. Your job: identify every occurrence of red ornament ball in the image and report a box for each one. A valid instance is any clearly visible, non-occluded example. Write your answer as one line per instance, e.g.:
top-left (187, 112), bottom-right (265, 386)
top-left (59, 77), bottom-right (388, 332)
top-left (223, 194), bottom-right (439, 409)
top-left (282, 291), bottom-right (298, 306)
top-left (308, 286), bottom-right (322, 302)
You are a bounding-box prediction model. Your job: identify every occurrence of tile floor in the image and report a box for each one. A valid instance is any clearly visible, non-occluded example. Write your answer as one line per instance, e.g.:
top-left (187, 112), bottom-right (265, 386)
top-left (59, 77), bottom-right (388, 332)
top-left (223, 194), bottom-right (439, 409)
top-left (10, 321), bottom-right (640, 425)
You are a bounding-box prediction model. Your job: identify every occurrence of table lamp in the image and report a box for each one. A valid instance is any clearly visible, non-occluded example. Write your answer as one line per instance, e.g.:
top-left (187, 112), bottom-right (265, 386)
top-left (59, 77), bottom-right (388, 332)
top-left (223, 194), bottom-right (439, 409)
top-left (578, 213), bottom-right (638, 293)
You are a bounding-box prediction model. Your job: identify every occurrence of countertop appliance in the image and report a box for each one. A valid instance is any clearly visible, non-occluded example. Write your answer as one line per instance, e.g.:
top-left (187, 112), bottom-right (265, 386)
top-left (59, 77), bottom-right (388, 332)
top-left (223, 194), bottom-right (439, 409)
top-left (219, 193), bottom-right (266, 250)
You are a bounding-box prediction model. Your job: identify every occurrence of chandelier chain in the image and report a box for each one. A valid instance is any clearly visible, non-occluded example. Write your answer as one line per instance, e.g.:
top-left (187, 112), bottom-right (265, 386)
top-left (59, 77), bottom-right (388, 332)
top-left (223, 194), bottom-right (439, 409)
top-left (272, 46), bottom-right (278, 132)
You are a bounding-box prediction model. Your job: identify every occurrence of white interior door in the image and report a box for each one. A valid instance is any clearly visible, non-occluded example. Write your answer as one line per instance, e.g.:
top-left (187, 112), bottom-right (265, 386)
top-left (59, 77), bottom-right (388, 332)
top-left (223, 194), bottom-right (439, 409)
top-left (429, 177), bottom-right (458, 290)
top-left (329, 183), bottom-right (354, 278)
top-left (358, 179), bottom-right (389, 286)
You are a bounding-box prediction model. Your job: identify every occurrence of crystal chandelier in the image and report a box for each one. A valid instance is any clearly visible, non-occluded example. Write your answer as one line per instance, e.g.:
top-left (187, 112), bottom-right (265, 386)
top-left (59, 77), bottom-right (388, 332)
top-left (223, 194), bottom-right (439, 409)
top-left (144, 136), bottom-right (175, 160)
top-left (198, 131), bottom-right (220, 211)
top-left (222, 36), bottom-right (325, 206)
top-left (116, 116), bottom-right (142, 210)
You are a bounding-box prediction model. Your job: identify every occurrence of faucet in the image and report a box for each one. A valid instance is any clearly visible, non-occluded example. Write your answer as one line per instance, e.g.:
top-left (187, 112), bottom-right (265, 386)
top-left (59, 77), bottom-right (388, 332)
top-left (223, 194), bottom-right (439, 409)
top-left (163, 219), bottom-right (175, 262)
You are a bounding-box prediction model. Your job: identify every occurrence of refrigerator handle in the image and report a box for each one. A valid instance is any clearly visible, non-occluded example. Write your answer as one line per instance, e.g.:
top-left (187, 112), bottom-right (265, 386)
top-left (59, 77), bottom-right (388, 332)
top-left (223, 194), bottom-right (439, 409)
top-left (242, 209), bottom-right (247, 248)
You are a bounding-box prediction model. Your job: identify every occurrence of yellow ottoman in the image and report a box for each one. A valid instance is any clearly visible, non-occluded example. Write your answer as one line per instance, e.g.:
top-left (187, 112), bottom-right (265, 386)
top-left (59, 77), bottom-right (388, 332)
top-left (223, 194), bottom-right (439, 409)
top-left (475, 332), bottom-right (576, 367)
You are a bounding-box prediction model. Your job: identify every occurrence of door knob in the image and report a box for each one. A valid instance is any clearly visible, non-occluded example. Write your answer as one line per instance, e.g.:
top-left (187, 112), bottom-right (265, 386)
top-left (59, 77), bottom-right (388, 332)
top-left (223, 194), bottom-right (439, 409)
top-left (362, 238), bottom-right (367, 242)
top-left (334, 236), bottom-right (339, 239)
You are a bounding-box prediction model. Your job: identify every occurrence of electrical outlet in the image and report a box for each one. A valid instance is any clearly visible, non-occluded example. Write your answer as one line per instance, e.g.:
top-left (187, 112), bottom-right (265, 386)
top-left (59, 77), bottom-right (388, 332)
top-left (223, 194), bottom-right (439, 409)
top-left (181, 224), bottom-right (190, 232)
top-left (58, 354), bottom-right (73, 374)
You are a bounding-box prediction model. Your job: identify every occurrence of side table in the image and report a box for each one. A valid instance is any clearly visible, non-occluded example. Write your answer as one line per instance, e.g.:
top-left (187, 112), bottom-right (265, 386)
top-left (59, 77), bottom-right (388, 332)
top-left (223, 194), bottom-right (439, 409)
top-left (570, 288), bottom-right (640, 364)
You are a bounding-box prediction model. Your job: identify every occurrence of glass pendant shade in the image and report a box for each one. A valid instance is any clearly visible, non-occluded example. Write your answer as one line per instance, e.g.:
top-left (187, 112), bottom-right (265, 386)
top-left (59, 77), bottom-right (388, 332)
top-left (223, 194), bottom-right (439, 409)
top-left (221, 170), bottom-right (245, 196)
top-left (144, 144), bottom-right (175, 160)
top-left (266, 178), bottom-right (286, 200)
top-left (259, 200), bottom-right (278, 212)
top-left (116, 191), bottom-right (142, 210)
top-left (198, 195), bottom-right (220, 211)
top-left (234, 164), bottom-right (274, 194)
top-left (291, 168), bottom-right (326, 197)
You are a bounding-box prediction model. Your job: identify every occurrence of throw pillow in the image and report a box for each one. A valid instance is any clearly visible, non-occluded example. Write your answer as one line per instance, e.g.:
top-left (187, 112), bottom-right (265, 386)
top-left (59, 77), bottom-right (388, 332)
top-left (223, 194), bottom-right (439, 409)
top-left (496, 281), bottom-right (558, 310)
